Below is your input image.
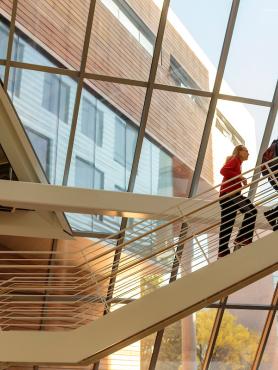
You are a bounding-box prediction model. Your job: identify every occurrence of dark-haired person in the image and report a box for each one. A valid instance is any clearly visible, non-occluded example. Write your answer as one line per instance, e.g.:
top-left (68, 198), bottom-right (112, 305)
top-left (218, 145), bottom-right (257, 258)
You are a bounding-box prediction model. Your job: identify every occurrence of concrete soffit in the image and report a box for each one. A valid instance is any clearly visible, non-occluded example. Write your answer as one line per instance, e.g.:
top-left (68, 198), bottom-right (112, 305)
top-left (0, 82), bottom-right (72, 239)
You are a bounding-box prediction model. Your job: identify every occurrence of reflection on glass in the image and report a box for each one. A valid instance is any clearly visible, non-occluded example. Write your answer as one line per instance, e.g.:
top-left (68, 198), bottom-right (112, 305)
top-left (109, 220), bottom-right (175, 305)
top-left (0, 19), bottom-right (24, 89)
top-left (147, 90), bottom-right (210, 196)
top-left (66, 213), bottom-right (121, 234)
top-left (221, 0), bottom-right (278, 100)
top-left (7, 68), bottom-right (77, 185)
top-left (211, 309), bottom-right (267, 369)
top-left (134, 138), bottom-right (174, 196)
top-left (67, 83), bottom-right (145, 192)
top-left (0, 20), bottom-right (8, 81)
top-left (259, 312), bottom-right (278, 369)
top-left (87, 0), bottom-right (160, 80)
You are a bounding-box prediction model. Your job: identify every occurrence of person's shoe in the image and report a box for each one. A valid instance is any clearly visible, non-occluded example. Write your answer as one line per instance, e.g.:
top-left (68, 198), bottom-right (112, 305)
top-left (233, 243), bottom-right (242, 251)
top-left (233, 239), bottom-right (251, 251)
top-left (217, 250), bottom-right (230, 259)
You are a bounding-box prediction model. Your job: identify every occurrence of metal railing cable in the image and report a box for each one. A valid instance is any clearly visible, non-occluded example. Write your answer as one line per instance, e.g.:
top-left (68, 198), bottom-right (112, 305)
top-left (0, 159), bottom-right (277, 329)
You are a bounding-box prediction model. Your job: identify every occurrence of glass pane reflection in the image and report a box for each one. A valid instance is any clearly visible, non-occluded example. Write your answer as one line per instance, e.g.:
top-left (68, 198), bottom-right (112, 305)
top-left (146, 89), bottom-right (210, 197)
top-left (67, 82), bottom-right (145, 192)
top-left (8, 68), bottom-right (77, 184)
top-left (66, 213), bottom-right (121, 234)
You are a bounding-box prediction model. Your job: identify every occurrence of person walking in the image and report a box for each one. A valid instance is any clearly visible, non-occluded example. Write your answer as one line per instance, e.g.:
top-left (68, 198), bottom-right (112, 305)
top-left (262, 139), bottom-right (278, 231)
top-left (218, 145), bottom-right (257, 258)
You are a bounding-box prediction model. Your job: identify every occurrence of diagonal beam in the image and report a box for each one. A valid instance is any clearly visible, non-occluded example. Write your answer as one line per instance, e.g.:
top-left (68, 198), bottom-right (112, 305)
top-left (3, 0), bottom-right (18, 90)
top-left (251, 283), bottom-right (278, 370)
top-left (189, 0), bottom-right (240, 198)
top-left (62, 0), bottom-right (97, 186)
top-left (248, 81), bottom-right (278, 201)
top-left (127, 0), bottom-right (171, 193)
top-left (201, 297), bottom-right (228, 370)
top-left (148, 222), bottom-right (188, 370)
top-left (93, 1), bottom-right (171, 369)
top-left (148, 1), bottom-right (241, 368)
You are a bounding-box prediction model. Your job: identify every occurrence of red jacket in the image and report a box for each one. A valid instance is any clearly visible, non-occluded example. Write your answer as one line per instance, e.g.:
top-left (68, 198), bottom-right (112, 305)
top-left (220, 156), bottom-right (243, 195)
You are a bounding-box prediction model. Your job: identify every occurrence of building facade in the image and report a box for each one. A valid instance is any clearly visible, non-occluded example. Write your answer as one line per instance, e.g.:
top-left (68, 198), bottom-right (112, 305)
top-left (0, 1), bottom-right (276, 370)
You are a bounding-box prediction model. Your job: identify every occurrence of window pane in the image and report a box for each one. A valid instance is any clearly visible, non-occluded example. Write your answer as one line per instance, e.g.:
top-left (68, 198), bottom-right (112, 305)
top-left (87, 0), bottom-right (161, 80)
top-left (156, 0), bottom-right (233, 89)
top-left (96, 109), bottom-right (104, 146)
top-left (155, 309), bottom-right (217, 369)
top-left (75, 157), bottom-right (94, 189)
top-left (81, 97), bottom-right (96, 139)
top-left (94, 167), bottom-right (104, 190)
top-left (221, 0), bottom-right (278, 100)
top-left (143, 89), bottom-right (210, 196)
top-left (66, 82), bottom-right (145, 233)
top-left (25, 128), bottom-right (51, 179)
top-left (126, 125), bottom-right (137, 168)
top-left (42, 74), bottom-right (59, 114)
top-left (157, 147), bottom-right (173, 196)
top-left (197, 101), bottom-right (269, 193)
top-left (114, 117), bottom-right (126, 166)
top-left (0, 21), bottom-right (24, 96)
top-left (119, 10), bottom-right (140, 40)
top-left (8, 68), bottom-right (77, 185)
top-left (68, 83), bottom-right (144, 192)
top-left (211, 309), bottom-right (267, 369)
top-left (59, 81), bottom-right (70, 123)
top-left (0, 19), bottom-right (9, 64)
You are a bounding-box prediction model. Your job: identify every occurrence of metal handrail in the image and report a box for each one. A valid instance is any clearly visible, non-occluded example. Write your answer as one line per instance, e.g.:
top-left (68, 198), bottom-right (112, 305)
top-left (0, 158), bottom-right (277, 329)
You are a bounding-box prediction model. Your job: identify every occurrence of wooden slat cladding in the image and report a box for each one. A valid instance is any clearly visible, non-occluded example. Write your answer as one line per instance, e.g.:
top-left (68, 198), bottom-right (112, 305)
top-left (3, 0), bottom-right (89, 69)
top-left (88, 1), bottom-right (154, 80)
top-left (0, 0), bottom-right (213, 185)
top-left (0, 0), bottom-right (13, 16)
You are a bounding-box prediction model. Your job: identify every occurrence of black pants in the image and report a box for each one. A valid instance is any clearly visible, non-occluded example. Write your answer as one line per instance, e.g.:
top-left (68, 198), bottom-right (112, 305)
top-left (264, 206), bottom-right (278, 230)
top-left (219, 193), bottom-right (257, 257)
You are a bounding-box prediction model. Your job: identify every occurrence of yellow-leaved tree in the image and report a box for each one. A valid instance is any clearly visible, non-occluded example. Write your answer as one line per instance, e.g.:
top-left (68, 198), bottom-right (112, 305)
top-left (196, 309), bottom-right (260, 370)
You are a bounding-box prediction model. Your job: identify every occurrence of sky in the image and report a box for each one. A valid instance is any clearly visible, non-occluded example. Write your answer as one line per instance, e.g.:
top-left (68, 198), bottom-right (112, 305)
top-left (169, 0), bottom-right (278, 146)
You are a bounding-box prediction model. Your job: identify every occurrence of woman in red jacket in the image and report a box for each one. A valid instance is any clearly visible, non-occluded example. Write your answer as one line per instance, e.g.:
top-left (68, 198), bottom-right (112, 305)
top-left (218, 145), bottom-right (257, 258)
